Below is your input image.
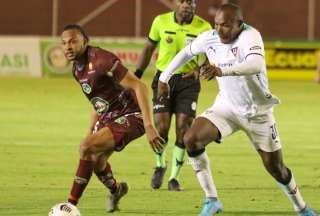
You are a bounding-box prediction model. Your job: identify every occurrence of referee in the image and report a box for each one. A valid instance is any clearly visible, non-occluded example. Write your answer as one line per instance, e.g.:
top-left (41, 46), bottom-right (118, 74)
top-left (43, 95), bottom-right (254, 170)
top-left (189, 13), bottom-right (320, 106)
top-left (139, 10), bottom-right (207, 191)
top-left (135, 0), bottom-right (211, 191)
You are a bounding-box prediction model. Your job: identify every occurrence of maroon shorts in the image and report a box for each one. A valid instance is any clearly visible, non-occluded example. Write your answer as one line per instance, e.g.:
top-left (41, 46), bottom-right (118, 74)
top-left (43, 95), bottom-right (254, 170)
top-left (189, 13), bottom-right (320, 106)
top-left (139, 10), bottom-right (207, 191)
top-left (94, 112), bottom-right (145, 152)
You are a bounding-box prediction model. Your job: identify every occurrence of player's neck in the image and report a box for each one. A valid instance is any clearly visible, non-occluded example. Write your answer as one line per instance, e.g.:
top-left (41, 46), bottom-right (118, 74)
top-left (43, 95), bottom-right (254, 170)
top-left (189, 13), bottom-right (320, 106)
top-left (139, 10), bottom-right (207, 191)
top-left (74, 47), bottom-right (89, 66)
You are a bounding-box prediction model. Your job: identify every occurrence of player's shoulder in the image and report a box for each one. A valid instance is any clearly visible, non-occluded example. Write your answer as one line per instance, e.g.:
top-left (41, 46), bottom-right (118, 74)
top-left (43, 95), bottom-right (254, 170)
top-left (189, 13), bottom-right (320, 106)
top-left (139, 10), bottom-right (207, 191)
top-left (239, 24), bottom-right (262, 39)
top-left (87, 46), bottom-right (119, 67)
top-left (88, 46), bottom-right (116, 59)
top-left (200, 29), bottom-right (220, 41)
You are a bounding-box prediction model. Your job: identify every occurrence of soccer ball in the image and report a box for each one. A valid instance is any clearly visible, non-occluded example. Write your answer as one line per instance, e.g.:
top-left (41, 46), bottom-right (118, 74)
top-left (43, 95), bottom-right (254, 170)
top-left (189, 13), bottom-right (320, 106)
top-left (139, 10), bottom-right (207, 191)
top-left (49, 203), bottom-right (81, 216)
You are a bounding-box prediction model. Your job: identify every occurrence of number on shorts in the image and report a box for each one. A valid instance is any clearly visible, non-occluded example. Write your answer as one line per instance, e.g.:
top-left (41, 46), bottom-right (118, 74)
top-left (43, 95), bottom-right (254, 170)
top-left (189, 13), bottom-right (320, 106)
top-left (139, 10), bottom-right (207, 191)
top-left (270, 123), bottom-right (278, 140)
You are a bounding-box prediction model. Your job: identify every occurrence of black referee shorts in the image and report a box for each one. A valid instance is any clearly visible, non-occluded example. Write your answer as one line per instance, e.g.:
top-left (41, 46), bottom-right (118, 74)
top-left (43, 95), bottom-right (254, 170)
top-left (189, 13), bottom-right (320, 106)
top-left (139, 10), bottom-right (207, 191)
top-left (151, 70), bottom-right (200, 118)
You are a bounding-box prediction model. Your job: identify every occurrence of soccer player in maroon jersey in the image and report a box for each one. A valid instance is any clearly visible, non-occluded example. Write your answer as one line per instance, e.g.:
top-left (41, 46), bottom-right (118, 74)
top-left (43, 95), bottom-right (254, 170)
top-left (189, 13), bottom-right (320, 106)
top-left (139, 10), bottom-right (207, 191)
top-left (60, 24), bottom-right (164, 212)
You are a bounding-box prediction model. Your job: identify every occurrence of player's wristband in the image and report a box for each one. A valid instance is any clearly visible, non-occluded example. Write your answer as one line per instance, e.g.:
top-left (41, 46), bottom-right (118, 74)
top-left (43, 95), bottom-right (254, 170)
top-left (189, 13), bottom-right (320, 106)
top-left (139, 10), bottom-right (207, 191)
top-left (134, 69), bottom-right (144, 79)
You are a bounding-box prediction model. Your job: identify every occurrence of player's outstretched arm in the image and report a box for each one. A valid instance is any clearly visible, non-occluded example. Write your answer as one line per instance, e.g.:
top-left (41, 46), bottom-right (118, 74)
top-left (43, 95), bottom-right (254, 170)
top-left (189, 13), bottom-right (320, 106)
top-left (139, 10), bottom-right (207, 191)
top-left (157, 46), bottom-right (195, 100)
top-left (120, 72), bottom-right (165, 152)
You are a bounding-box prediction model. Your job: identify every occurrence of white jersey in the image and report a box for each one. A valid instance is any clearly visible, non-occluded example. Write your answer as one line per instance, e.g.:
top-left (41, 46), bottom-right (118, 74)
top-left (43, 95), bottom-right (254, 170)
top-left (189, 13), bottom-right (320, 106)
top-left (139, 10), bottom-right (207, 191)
top-left (186, 24), bottom-right (279, 117)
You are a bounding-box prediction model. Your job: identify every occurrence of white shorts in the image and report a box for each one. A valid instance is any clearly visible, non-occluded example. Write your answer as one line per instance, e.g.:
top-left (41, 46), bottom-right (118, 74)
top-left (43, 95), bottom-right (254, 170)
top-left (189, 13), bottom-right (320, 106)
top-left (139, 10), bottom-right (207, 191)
top-left (199, 96), bottom-right (281, 152)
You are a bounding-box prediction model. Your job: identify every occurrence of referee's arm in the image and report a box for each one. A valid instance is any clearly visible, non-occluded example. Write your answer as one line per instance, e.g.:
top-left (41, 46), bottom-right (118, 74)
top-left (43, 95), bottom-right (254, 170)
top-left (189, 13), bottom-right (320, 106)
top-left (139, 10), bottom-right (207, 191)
top-left (135, 38), bottom-right (158, 78)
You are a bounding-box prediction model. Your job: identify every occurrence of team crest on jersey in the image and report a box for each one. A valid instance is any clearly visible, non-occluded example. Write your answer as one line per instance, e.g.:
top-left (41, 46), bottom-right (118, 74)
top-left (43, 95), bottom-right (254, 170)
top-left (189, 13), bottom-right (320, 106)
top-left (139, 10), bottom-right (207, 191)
top-left (166, 36), bottom-right (173, 44)
top-left (207, 46), bottom-right (216, 56)
top-left (90, 97), bottom-right (110, 114)
top-left (81, 83), bottom-right (92, 94)
top-left (231, 47), bottom-right (238, 57)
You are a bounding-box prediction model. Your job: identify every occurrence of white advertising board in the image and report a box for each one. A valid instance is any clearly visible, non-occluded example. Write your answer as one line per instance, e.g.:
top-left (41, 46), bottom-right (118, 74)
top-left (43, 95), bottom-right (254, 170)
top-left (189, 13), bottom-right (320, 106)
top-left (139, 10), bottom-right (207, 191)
top-left (0, 36), bottom-right (41, 76)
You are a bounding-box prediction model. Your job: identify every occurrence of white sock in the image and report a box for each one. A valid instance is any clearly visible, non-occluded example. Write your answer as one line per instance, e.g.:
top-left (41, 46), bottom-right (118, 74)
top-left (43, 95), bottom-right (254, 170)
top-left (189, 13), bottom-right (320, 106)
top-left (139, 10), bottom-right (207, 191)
top-left (189, 151), bottom-right (218, 198)
top-left (278, 174), bottom-right (306, 212)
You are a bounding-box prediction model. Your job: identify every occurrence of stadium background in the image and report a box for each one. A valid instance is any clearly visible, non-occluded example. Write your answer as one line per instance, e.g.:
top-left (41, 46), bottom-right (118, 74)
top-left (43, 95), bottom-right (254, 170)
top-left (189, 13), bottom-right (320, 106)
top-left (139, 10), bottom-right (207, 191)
top-left (0, 0), bottom-right (319, 216)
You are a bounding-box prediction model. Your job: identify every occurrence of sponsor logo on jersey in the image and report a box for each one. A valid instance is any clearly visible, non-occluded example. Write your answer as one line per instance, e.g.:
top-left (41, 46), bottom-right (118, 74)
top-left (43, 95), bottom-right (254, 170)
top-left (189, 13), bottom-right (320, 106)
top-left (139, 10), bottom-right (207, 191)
top-left (166, 36), bottom-right (173, 44)
top-left (250, 46), bottom-right (262, 51)
top-left (218, 62), bottom-right (233, 68)
top-left (81, 83), bottom-right (92, 94)
top-left (231, 47), bottom-right (238, 57)
top-left (90, 97), bottom-right (110, 114)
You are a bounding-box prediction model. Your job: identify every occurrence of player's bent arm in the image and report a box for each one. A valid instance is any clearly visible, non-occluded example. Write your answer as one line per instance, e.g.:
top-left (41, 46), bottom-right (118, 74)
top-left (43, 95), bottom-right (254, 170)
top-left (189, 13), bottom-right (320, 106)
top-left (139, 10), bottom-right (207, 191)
top-left (221, 54), bottom-right (264, 76)
top-left (120, 72), bottom-right (153, 127)
top-left (159, 46), bottom-right (194, 83)
top-left (120, 72), bottom-right (164, 152)
top-left (135, 40), bottom-right (157, 78)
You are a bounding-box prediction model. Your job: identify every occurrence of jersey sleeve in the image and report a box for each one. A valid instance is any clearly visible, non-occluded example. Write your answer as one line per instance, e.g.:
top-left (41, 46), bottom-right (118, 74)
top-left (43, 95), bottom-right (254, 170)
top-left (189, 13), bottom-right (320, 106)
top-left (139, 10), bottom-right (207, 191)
top-left (241, 29), bottom-right (265, 58)
top-left (96, 49), bottom-right (128, 83)
top-left (188, 31), bottom-right (207, 56)
top-left (148, 16), bottom-right (160, 43)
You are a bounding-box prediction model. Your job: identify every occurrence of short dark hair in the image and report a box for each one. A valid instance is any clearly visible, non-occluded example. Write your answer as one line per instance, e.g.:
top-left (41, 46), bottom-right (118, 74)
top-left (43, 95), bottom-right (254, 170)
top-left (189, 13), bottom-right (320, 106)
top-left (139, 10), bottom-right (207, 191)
top-left (63, 24), bottom-right (89, 42)
top-left (218, 3), bottom-right (243, 22)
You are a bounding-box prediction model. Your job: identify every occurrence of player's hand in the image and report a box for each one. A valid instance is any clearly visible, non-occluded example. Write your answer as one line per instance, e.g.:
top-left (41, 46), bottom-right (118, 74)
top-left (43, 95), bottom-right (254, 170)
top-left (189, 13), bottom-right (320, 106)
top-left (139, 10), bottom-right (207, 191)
top-left (182, 69), bottom-right (200, 80)
top-left (200, 63), bottom-right (222, 80)
top-left (145, 125), bottom-right (165, 153)
top-left (157, 81), bottom-right (170, 102)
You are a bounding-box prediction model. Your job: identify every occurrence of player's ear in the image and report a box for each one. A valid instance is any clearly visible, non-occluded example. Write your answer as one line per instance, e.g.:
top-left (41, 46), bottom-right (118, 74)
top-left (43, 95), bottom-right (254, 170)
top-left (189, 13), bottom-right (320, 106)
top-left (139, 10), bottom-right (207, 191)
top-left (83, 38), bottom-right (88, 47)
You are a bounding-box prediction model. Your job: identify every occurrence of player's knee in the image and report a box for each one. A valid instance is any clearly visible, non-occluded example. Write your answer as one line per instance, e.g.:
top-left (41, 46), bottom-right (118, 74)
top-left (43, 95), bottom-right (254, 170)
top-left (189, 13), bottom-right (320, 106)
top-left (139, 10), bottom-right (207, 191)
top-left (183, 129), bottom-right (203, 151)
top-left (176, 125), bottom-right (188, 142)
top-left (79, 138), bottom-right (94, 158)
top-left (155, 122), bottom-right (169, 138)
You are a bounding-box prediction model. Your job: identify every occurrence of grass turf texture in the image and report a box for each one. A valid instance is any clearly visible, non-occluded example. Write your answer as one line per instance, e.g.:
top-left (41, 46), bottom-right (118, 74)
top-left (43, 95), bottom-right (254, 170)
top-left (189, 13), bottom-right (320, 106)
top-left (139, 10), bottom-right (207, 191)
top-left (0, 75), bottom-right (319, 216)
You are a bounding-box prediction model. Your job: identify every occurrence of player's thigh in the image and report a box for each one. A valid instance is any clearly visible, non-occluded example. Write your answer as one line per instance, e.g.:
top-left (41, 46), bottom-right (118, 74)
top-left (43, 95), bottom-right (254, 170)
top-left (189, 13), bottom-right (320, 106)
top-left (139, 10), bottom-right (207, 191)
top-left (199, 97), bottom-right (239, 141)
top-left (245, 113), bottom-right (282, 152)
top-left (106, 114), bottom-right (145, 152)
top-left (172, 76), bottom-right (200, 118)
top-left (84, 127), bottom-right (116, 154)
top-left (185, 117), bottom-right (221, 147)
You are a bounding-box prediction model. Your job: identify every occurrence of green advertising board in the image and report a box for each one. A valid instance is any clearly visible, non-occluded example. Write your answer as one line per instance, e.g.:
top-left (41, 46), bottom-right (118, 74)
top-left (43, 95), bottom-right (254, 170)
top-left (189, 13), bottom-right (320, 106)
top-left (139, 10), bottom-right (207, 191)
top-left (40, 38), bottom-right (157, 77)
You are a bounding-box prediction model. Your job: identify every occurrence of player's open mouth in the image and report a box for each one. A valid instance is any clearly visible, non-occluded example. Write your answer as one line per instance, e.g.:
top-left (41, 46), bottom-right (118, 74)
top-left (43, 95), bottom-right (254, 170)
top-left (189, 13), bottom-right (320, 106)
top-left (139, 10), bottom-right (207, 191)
top-left (66, 52), bottom-right (74, 58)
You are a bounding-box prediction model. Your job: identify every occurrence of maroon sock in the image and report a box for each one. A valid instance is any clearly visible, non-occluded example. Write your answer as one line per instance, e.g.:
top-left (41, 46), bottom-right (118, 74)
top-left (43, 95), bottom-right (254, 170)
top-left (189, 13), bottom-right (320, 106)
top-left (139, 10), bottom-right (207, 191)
top-left (95, 162), bottom-right (117, 194)
top-left (68, 159), bottom-right (95, 205)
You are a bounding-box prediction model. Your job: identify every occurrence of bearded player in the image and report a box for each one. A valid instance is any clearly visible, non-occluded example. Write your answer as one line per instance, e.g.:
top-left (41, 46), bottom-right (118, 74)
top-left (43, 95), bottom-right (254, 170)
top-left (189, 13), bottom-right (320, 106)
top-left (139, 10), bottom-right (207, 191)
top-left (60, 24), bottom-right (164, 212)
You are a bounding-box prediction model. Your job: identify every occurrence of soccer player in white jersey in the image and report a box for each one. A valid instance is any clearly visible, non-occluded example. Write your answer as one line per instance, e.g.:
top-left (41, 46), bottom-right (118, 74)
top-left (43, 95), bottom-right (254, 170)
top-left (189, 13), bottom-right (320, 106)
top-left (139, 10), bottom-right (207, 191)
top-left (157, 3), bottom-right (318, 216)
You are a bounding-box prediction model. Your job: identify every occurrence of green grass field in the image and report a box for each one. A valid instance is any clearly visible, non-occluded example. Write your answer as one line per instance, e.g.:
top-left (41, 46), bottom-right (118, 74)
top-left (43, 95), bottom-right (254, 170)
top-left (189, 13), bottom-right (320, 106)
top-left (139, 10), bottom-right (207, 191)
top-left (0, 76), bottom-right (319, 216)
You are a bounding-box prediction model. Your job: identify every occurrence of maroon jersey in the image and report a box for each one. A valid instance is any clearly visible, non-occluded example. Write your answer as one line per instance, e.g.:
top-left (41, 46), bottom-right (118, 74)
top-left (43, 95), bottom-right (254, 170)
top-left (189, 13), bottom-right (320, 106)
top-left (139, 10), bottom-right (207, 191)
top-left (72, 46), bottom-right (140, 123)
